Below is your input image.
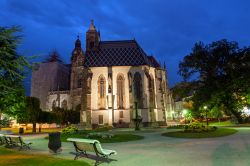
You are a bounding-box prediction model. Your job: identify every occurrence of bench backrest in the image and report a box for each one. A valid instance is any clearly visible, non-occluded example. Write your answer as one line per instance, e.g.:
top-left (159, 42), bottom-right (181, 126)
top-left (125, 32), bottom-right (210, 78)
top-left (9, 136), bottom-right (21, 144)
top-left (0, 134), bottom-right (5, 144)
top-left (67, 138), bottom-right (99, 153)
top-left (75, 142), bottom-right (96, 152)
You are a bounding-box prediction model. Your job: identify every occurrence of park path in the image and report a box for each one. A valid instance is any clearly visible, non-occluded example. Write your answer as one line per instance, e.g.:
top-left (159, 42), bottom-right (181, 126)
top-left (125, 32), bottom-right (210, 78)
top-left (23, 128), bottom-right (250, 166)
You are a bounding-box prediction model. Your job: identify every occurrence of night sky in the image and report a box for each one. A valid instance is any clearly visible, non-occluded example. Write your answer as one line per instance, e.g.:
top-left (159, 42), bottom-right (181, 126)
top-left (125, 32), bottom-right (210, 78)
top-left (1, 0), bottom-right (250, 95)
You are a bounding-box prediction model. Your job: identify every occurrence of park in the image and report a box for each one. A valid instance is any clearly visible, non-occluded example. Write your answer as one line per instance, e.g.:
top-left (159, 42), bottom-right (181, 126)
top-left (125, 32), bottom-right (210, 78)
top-left (1, 1), bottom-right (250, 166)
top-left (1, 123), bottom-right (250, 166)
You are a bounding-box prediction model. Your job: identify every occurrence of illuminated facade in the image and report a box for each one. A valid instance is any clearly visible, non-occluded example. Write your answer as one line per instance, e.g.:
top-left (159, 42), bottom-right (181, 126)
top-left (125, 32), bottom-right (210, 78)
top-left (31, 21), bottom-right (172, 127)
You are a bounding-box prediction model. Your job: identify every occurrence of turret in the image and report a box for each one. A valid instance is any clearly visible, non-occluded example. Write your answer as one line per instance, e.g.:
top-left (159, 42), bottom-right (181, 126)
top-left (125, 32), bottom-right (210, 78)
top-left (86, 20), bottom-right (100, 51)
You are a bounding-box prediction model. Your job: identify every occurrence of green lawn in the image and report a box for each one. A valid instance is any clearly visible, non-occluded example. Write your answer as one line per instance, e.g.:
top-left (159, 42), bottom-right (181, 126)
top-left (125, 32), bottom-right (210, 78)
top-left (203, 120), bottom-right (235, 126)
top-left (0, 147), bottom-right (90, 166)
top-left (1, 128), bottom-right (62, 134)
top-left (162, 128), bottom-right (238, 138)
top-left (61, 133), bottom-right (144, 143)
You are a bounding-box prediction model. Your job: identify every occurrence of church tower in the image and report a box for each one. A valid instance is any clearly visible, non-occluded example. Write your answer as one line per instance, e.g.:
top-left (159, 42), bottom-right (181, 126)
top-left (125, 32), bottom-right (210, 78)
top-left (70, 35), bottom-right (85, 111)
top-left (86, 20), bottom-right (100, 51)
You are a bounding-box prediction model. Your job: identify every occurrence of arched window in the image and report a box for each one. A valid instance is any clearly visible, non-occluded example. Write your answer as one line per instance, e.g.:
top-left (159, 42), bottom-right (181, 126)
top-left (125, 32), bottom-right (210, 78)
top-left (52, 100), bottom-right (56, 109)
top-left (133, 72), bottom-right (142, 108)
top-left (98, 75), bottom-right (106, 109)
top-left (117, 74), bottom-right (125, 109)
top-left (61, 100), bottom-right (67, 110)
top-left (149, 75), bottom-right (155, 108)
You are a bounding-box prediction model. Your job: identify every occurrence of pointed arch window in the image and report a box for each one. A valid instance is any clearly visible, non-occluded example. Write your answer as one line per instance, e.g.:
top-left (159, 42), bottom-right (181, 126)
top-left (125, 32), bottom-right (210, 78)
top-left (61, 100), bottom-right (67, 110)
top-left (117, 74), bottom-right (125, 109)
top-left (98, 75), bottom-right (106, 109)
top-left (149, 75), bottom-right (155, 108)
top-left (52, 100), bottom-right (56, 109)
top-left (133, 72), bottom-right (143, 108)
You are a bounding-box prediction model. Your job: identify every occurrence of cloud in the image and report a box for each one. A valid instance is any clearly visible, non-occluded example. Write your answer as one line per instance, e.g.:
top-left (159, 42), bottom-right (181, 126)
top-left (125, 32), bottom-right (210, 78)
top-left (1, 0), bottom-right (250, 91)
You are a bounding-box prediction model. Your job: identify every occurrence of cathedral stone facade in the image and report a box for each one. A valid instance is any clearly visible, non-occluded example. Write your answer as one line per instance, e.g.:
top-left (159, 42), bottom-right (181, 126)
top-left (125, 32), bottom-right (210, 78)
top-left (31, 21), bottom-right (173, 127)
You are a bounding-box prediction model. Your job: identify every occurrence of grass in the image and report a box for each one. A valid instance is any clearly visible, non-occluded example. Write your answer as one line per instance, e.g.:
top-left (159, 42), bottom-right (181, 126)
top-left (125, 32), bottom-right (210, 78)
top-left (202, 120), bottom-right (235, 126)
top-left (1, 128), bottom-right (61, 134)
top-left (0, 147), bottom-right (90, 166)
top-left (162, 128), bottom-right (238, 138)
top-left (61, 133), bottom-right (144, 143)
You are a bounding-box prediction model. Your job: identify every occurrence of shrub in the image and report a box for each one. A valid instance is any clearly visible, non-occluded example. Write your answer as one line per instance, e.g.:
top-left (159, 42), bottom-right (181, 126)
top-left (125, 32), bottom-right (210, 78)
top-left (94, 126), bottom-right (113, 132)
top-left (167, 125), bottom-right (185, 129)
top-left (0, 117), bottom-right (11, 128)
top-left (184, 122), bottom-right (217, 133)
top-left (62, 125), bottom-right (78, 134)
top-left (86, 133), bottom-right (114, 139)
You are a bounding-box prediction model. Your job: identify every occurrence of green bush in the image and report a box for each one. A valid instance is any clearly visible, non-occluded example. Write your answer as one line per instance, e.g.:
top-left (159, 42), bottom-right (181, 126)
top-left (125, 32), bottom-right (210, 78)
top-left (184, 122), bottom-right (217, 133)
top-left (0, 117), bottom-right (11, 128)
top-left (86, 133), bottom-right (114, 139)
top-left (62, 125), bottom-right (78, 134)
top-left (167, 125), bottom-right (185, 129)
top-left (94, 126), bottom-right (113, 132)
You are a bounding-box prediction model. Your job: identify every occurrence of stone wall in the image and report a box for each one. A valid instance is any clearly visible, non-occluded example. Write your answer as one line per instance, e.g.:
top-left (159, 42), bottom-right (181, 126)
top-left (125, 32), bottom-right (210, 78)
top-left (31, 62), bottom-right (70, 111)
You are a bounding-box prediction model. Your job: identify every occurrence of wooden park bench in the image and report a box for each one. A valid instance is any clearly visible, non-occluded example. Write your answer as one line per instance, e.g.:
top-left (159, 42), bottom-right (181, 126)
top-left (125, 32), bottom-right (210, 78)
top-left (0, 134), bottom-right (6, 145)
top-left (67, 138), bottom-right (117, 165)
top-left (4, 135), bottom-right (32, 150)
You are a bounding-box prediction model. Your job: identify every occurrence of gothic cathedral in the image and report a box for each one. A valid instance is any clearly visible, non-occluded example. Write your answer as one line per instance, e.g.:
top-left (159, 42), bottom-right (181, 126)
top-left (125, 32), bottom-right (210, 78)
top-left (31, 21), bottom-right (173, 127)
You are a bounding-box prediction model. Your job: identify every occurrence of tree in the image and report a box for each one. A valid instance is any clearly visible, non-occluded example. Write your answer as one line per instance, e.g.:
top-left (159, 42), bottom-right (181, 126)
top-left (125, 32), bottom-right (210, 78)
top-left (0, 26), bottom-right (29, 119)
top-left (179, 39), bottom-right (250, 123)
top-left (45, 50), bottom-right (62, 63)
top-left (171, 82), bottom-right (196, 101)
top-left (51, 107), bottom-right (80, 126)
top-left (18, 97), bottom-right (42, 133)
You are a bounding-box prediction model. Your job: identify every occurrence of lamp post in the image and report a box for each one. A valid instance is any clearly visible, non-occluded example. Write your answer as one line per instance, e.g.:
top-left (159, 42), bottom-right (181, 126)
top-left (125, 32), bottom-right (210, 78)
top-left (182, 109), bottom-right (188, 124)
top-left (204, 106), bottom-right (208, 127)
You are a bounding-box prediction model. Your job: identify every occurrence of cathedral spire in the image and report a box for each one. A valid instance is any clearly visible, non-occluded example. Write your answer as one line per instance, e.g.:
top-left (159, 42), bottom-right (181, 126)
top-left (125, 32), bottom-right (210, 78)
top-left (71, 35), bottom-right (84, 65)
top-left (89, 19), bottom-right (96, 31)
top-left (86, 20), bottom-right (100, 51)
top-left (75, 34), bottom-right (81, 49)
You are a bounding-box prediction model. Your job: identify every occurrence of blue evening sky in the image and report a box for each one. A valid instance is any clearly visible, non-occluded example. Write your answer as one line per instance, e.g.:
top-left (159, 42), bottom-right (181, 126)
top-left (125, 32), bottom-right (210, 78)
top-left (1, 0), bottom-right (250, 94)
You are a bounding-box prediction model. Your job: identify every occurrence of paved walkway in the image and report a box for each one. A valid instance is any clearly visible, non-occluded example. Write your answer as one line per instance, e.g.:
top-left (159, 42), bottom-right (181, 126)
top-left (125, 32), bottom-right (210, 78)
top-left (23, 128), bottom-right (250, 166)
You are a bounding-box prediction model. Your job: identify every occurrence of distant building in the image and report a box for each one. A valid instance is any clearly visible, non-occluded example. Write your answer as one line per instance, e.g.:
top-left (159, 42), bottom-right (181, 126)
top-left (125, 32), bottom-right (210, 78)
top-left (31, 21), bottom-right (173, 127)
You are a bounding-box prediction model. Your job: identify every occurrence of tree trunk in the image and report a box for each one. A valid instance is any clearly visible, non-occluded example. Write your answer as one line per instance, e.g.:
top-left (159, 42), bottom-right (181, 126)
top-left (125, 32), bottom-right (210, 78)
top-left (206, 111), bottom-right (209, 127)
top-left (39, 123), bottom-right (42, 133)
top-left (0, 112), bottom-right (2, 130)
top-left (32, 122), bottom-right (36, 133)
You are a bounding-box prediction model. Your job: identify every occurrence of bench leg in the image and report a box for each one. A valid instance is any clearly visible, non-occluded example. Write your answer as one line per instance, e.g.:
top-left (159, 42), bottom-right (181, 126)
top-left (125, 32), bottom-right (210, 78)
top-left (74, 151), bottom-right (87, 160)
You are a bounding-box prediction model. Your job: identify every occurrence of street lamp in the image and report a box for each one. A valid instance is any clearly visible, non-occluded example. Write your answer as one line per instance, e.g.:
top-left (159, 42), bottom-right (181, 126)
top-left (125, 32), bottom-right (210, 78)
top-left (203, 106), bottom-right (208, 127)
top-left (182, 109), bottom-right (188, 124)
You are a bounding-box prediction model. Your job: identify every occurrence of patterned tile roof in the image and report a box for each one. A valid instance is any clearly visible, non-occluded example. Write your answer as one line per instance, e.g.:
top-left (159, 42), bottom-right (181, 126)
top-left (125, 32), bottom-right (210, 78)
top-left (84, 40), bottom-right (158, 67)
top-left (147, 56), bottom-right (161, 68)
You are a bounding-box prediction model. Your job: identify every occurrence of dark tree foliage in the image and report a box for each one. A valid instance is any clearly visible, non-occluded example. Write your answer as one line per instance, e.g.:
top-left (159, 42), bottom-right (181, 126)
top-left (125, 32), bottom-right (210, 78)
top-left (51, 107), bottom-right (80, 126)
top-left (45, 50), bottom-right (62, 63)
top-left (18, 97), bottom-right (41, 133)
top-left (171, 81), bottom-right (197, 101)
top-left (0, 26), bottom-right (29, 117)
top-left (178, 39), bottom-right (250, 123)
